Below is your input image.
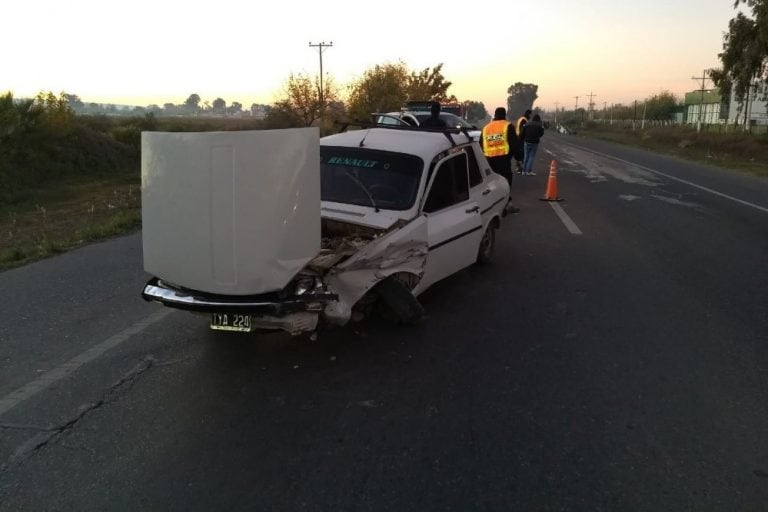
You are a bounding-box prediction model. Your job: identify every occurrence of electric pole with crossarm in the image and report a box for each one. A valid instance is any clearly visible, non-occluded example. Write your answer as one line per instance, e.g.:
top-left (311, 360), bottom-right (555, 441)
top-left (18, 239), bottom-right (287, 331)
top-left (309, 41), bottom-right (333, 108)
top-left (691, 70), bottom-right (709, 133)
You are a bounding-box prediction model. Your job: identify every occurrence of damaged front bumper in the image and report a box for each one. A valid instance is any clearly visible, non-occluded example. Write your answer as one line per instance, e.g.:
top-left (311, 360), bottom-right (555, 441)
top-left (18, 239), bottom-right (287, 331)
top-left (141, 277), bottom-right (338, 335)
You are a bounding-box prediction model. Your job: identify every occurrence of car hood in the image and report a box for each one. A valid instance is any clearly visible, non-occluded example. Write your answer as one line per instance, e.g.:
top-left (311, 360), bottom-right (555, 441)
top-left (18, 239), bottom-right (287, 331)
top-left (142, 129), bottom-right (321, 295)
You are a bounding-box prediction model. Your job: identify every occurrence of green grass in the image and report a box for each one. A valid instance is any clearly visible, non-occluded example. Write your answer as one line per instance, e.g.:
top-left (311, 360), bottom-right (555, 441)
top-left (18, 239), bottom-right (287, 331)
top-left (0, 174), bottom-right (141, 271)
top-left (569, 123), bottom-right (768, 178)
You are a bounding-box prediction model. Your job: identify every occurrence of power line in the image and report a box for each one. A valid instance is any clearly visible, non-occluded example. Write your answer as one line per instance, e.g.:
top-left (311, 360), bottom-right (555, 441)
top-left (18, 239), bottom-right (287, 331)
top-left (309, 41), bottom-right (333, 106)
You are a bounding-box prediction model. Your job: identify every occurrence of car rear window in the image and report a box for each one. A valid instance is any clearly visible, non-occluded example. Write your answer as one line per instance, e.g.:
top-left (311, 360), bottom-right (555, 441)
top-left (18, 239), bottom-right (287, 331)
top-left (320, 146), bottom-right (424, 211)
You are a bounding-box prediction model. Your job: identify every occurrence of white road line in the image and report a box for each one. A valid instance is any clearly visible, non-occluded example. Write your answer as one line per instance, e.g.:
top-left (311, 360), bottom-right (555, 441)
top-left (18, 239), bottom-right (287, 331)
top-left (556, 140), bottom-right (768, 215)
top-left (0, 308), bottom-right (173, 417)
top-left (550, 203), bottom-right (583, 235)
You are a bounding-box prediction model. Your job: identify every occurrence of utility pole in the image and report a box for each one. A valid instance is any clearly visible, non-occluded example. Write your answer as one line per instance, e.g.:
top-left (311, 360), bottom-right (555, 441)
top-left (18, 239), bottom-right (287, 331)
top-left (691, 70), bottom-right (709, 133)
top-left (309, 41), bottom-right (333, 108)
top-left (633, 100), bottom-right (637, 130)
top-left (744, 77), bottom-right (758, 132)
top-left (586, 91), bottom-right (597, 120)
top-left (554, 101), bottom-right (560, 124)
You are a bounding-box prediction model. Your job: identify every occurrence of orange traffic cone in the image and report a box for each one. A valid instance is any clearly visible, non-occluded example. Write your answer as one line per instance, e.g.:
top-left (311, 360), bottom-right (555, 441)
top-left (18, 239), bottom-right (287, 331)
top-left (540, 160), bottom-right (564, 202)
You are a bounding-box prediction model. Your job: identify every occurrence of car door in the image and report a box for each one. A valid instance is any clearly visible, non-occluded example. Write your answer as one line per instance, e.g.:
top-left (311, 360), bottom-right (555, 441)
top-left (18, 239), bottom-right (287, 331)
top-left (468, 144), bottom-right (507, 216)
top-left (413, 150), bottom-right (483, 295)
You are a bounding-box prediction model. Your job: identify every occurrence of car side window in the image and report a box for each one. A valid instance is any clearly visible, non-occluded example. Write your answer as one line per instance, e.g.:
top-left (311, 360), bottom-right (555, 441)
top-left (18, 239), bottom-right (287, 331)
top-left (467, 149), bottom-right (484, 187)
top-left (423, 153), bottom-right (470, 213)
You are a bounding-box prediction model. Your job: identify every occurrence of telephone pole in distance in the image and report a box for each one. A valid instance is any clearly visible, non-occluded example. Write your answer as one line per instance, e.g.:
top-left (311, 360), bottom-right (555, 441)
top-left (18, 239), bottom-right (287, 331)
top-left (691, 70), bottom-right (709, 133)
top-left (309, 41), bottom-right (333, 106)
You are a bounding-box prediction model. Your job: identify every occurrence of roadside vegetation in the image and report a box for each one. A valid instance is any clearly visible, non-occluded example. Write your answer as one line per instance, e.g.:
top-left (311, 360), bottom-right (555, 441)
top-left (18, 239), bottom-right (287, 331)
top-left (0, 92), bottom-right (275, 271)
top-left (562, 121), bottom-right (768, 177)
top-left (1, 62), bottom-right (476, 271)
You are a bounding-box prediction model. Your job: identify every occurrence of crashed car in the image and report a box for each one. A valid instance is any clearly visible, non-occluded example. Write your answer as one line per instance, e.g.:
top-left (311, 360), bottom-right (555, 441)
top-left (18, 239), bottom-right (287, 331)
top-left (141, 125), bottom-right (509, 335)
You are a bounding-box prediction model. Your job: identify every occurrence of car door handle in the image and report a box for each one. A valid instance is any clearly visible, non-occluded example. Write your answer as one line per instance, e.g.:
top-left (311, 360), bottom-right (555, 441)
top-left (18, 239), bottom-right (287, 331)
top-left (482, 189), bottom-right (491, 196)
top-left (465, 206), bottom-right (479, 214)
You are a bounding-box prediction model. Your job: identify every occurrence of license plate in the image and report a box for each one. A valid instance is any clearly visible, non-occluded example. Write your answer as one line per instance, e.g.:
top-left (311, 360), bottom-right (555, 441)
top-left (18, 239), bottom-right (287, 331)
top-left (210, 313), bottom-right (252, 332)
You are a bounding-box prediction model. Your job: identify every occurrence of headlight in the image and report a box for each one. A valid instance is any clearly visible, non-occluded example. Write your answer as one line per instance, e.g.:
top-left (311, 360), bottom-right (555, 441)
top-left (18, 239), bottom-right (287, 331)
top-left (294, 276), bottom-right (324, 296)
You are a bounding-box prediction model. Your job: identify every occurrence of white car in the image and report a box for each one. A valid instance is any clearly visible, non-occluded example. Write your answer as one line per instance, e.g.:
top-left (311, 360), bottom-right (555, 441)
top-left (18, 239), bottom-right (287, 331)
top-left (141, 125), bottom-right (509, 335)
top-left (374, 111), bottom-right (482, 142)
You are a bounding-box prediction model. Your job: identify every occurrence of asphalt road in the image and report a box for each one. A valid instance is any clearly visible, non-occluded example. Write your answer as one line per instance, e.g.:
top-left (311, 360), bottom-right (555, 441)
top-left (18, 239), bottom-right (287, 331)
top-left (1, 133), bottom-right (767, 511)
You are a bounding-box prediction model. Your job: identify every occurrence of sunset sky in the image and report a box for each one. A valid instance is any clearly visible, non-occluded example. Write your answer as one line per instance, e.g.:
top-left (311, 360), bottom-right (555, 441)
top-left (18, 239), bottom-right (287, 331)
top-left (4, 0), bottom-right (742, 112)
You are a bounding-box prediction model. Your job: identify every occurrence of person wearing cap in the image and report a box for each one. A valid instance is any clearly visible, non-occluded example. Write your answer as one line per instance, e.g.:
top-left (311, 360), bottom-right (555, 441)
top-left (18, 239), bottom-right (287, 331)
top-left (480, 107), bottom-right (520, 213)
top-left (513, 109), bottom-right (532, 173)
top-left (419, 102), bottom-right (448, 129)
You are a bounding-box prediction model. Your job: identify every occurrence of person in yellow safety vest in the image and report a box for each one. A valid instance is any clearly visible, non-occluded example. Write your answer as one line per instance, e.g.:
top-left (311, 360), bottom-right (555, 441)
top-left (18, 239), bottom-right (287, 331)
top-left (513, 109), bottom-right (532, 173)
top-left (481, 107), bottom-right (520, 213)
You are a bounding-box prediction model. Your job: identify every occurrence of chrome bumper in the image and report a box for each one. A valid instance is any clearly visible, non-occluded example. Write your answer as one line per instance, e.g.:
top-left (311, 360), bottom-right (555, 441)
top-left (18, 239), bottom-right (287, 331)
top-left (141, 278), bottom-right (337, 316)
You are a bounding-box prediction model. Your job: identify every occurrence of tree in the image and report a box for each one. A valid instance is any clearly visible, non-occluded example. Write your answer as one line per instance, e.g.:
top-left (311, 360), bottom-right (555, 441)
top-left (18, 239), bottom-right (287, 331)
top-left (463, 101), bottom-right (489, 124)
top-left (406, 63), bottom-right (456, 102)
top-left (347, 62), bottom-right (411, 121)
top-left (266, 73), bottom-right (332, 128)
top-left (62, 93), bottom-right (83, 109)
top-left (643, 91), bottom-right (680, 120)
top-left (212, 97), bottom-right (226, 114)
top-left (710, 1), bottom-right (768, 104)
top-left (184, 93), bottom-right (201, 112)
top-left (506, 83), bottom-right (539, 120)
top-left (33, 91), bottom-right (74, 130)
top-left (228, 101), bottom-right (243, 115)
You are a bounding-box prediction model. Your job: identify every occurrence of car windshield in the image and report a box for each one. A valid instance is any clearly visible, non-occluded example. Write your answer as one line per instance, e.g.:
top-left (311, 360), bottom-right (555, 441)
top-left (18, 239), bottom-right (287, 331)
top-left (415, 112), bottom-right (475, 129)
top-left (320, 146), bottom-right (424, 211)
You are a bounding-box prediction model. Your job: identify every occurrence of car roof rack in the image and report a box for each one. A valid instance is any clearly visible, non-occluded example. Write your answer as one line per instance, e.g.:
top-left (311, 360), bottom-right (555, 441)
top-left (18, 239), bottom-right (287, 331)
top-left (334, 119), bottom-right (472, 147)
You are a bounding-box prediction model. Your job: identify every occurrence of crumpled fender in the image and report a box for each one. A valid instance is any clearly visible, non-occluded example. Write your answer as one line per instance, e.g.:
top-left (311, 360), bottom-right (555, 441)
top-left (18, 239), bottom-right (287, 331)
top-left (323, 216), bottom-right (428, 324)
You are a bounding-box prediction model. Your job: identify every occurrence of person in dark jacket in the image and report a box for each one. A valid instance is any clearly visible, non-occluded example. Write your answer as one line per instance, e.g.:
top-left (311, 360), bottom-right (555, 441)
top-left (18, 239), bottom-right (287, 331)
top-left (419, 102), bottom-right (448, 129)
top-left (522, 114), bottom-right (545, 175)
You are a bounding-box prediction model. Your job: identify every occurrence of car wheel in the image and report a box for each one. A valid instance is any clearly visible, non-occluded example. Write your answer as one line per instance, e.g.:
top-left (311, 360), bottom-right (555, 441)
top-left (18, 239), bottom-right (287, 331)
top-left (476, 224), bottom-right (496, 264)
top-left (374, 276), bottom-right (425, 324)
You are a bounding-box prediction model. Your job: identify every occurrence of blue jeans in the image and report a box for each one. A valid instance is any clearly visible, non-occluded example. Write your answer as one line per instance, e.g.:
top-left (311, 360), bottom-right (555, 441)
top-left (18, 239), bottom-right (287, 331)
top-left (523, 142), bottom-right (539, 173)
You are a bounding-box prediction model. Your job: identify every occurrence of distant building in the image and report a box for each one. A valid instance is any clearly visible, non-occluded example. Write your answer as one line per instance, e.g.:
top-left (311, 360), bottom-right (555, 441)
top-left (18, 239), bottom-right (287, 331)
top-left (684, 83), bottom-right (768, 126)
top-left (684, 90), bottom-right (722, 125)
top-left (722, 82), bottom-right (768, 126)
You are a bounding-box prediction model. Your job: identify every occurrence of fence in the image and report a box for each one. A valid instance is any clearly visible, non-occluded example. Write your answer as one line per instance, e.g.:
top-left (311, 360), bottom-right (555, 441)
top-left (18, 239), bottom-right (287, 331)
top-left (574, 118), bottom-right (768, 135)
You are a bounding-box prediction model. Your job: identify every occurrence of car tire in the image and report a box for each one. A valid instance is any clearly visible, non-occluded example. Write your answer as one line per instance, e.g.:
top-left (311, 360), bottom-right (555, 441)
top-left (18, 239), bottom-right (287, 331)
top-left (374, 276), bottom-right (425, 324)
top-left (476, 223), bottom-right (496, 264)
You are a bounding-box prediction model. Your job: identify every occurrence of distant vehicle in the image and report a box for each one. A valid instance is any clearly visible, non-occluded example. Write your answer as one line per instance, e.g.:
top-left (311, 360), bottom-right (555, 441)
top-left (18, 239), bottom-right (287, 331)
top-left (373, 111), bottom-right (482, 142)
top-left (404, 100), bottom-right (465, 118)
top-left (141, 126), bottom-right (509, 336)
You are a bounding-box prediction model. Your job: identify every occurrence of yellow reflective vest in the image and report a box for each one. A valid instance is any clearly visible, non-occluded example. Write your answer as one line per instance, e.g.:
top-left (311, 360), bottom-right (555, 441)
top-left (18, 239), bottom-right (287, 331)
top-left (481, 120), bottom-right (511, 158)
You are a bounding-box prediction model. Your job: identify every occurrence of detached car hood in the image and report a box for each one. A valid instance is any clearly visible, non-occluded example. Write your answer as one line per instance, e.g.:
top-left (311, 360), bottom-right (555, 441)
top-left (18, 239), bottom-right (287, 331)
top-left (142, 129), bottom-right (321, 295)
